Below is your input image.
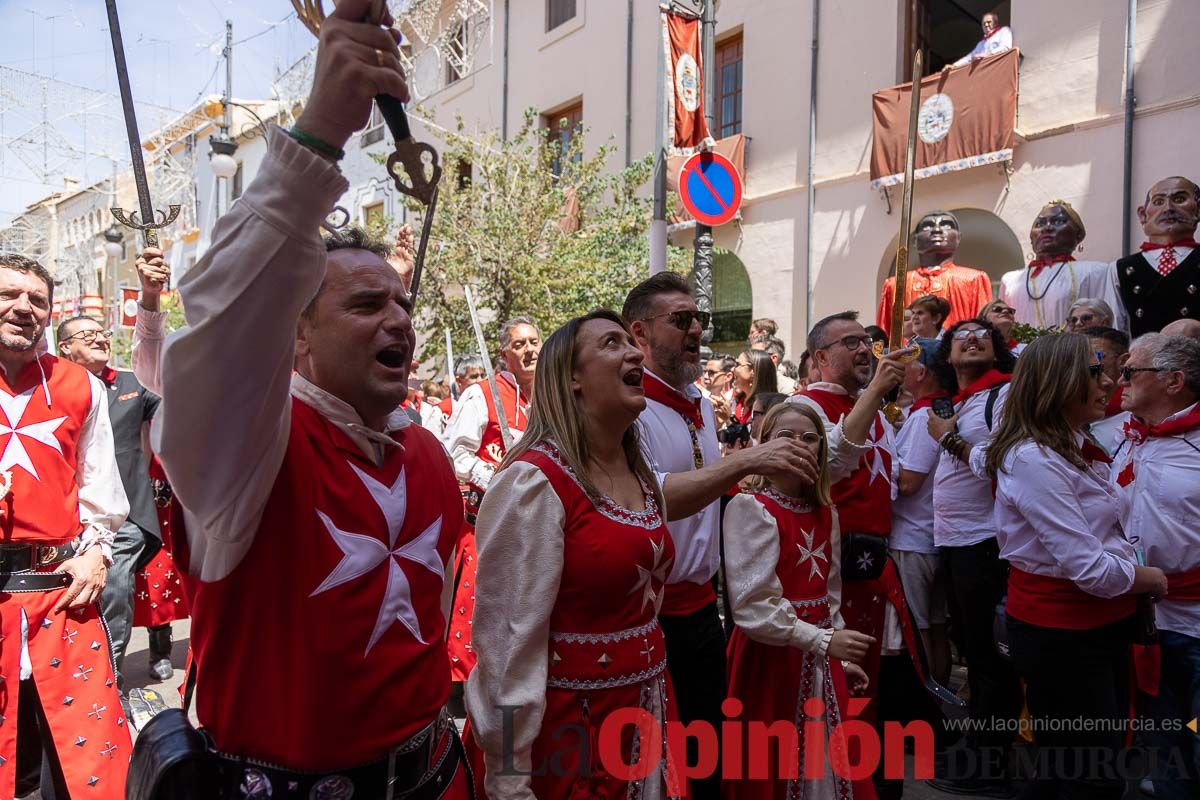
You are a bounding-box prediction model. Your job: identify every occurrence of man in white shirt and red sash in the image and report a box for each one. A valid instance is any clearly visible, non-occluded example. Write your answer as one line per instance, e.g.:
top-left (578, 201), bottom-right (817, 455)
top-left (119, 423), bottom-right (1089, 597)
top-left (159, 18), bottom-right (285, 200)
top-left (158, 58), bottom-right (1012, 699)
top-left (1111, 176), bottom-right (1200, 336)
top-left (791, 311), bottom-right (942, 799)
top-left (623, 272), bottom-right (820, 800)
top-left (442, 317), bottom-right (538, 688)
top-left (1116, 333), bottom-right (1200, 800)
top-left (925, 318), bottom-right (1023, 796)
top-left (136, 5), bottom-right (472, 797)
top-left (0, 253), bottom-right (131, 799)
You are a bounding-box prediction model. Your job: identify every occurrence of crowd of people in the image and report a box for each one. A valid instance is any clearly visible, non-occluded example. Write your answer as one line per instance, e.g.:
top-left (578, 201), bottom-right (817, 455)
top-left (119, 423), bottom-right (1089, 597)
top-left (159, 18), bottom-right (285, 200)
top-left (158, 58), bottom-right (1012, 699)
top-left (0, 4), bottom-right (1196, 800)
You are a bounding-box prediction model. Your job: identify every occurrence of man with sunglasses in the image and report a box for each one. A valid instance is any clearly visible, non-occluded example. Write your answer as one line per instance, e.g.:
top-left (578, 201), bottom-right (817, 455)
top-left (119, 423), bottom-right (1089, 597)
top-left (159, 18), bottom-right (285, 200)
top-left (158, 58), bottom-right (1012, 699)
top-left (1082, 327), bottom-right (1132, 456)
top-left (876, 211), bottom-right (993, 339)
top-left (623, 272), bottom-right (818, 800)
top-left (1113, 334), bottom-right (1200, 800)
top-left (58, 315), bottom-right (164, 691)
top-left (925, 319), bottom-right (1021, 797)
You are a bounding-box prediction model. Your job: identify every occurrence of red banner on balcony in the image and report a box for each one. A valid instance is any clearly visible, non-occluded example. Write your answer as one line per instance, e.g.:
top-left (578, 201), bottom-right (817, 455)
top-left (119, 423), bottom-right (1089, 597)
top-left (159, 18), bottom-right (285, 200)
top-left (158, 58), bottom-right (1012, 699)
top-left (870, 49), bottom-right (1019, 189)
top-left (120, 287), bottom-right (140, 328)
top-left (663, 11), bottom-right (711, 154)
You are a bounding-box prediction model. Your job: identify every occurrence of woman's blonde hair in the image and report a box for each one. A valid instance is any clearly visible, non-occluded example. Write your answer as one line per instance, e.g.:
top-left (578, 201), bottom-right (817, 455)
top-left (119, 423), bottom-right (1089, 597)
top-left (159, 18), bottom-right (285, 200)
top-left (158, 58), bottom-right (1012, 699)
top-left (985, 333), bottom-right (1095, 478)
top-left (499, 309), bottom-right (663, 511)
top-left (744, 402), bottom-right (832, 505)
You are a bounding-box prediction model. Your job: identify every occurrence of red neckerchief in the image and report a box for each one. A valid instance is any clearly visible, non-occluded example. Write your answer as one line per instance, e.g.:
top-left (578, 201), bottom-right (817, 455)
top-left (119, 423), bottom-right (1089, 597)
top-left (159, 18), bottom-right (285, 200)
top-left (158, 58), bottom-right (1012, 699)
top-left (99, 366), bottom-right (118, 386)
top-left (1140, 239), bottom-right (1198, 252)
top-left (732, 395), bottom-right (751, 425)
top-left (910, 391), bottom-right (950, 413)
top-left (1150, 402), bottom-right (1200, 437)
top-left (1028, 254), bottom-right (1073, 278)
top-left (952, 369), bottom-right (1010, 405)
top-left (1105, 385), bottom-right (1124, 418)
top-left (982, 25), bottom-right (1002, 40)
top-left (1123, 416), bottom-right (1150, 446)
top-left (1006, 338), bottom-right (1019, 350)
top-left (643, 372), bottom-right (704, 429)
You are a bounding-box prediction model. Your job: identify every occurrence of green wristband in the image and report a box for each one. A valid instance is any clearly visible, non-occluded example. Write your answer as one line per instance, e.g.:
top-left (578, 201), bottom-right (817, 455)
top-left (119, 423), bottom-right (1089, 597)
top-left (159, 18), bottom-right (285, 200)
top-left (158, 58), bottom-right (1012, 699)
top-left (287, 125), bottom-right (345, 161)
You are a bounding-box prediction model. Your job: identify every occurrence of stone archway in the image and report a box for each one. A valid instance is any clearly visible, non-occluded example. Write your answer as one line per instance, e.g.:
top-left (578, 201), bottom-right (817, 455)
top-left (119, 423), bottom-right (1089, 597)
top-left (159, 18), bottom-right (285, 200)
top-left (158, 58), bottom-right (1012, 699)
top-left (709, 250), bottom-right (752, 353)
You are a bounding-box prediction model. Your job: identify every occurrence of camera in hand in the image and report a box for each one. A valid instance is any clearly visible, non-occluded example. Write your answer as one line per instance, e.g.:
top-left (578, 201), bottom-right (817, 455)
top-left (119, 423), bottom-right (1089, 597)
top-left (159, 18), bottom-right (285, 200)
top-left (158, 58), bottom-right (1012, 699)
top-left (717, 421), bottom-right (751, 446)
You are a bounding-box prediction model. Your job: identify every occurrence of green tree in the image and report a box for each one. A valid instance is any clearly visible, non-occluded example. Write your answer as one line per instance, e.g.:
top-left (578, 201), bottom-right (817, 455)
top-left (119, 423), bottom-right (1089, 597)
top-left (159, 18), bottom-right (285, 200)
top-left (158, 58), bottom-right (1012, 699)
top-left (389, 109), bottom-right (689, 362)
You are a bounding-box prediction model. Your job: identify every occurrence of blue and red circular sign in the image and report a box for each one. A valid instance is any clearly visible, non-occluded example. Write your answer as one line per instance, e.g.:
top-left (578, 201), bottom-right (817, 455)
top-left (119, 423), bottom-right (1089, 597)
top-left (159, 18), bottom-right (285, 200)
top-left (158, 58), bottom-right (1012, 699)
top-left (678, 151), bottom-right (743, 227)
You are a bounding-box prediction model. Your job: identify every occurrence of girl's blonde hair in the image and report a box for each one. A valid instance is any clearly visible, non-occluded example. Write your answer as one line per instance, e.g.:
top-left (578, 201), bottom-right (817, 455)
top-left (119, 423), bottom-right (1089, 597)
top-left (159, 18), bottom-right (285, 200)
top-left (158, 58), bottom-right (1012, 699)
top-left (499, 309), bottom-right (663, 511)
top-left (744, 402), bottom-right (832, 506)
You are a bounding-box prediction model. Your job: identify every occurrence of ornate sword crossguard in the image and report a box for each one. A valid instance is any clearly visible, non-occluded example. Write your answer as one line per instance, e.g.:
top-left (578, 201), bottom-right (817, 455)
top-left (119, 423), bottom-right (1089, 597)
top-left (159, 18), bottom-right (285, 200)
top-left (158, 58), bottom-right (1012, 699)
top-left (387, 143), bottom-right (442, 207)
top-left (290, 0), bottom-right (442, 206)
top-left (110, 205), bottom-right (181, 249)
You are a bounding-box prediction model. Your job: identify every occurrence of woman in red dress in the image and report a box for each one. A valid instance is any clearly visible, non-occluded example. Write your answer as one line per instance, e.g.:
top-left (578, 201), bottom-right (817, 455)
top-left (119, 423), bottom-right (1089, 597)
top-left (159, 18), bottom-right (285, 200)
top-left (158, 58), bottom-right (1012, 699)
top-left (466, 309), bottom-right (684, 799)
top-left (723, 402), bottom-right (876, 800)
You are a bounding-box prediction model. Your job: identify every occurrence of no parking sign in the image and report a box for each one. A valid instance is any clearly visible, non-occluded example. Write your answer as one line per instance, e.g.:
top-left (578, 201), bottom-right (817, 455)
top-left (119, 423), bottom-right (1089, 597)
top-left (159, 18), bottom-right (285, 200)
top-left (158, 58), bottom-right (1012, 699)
top-left (677, 151), bottom-right (743, 227)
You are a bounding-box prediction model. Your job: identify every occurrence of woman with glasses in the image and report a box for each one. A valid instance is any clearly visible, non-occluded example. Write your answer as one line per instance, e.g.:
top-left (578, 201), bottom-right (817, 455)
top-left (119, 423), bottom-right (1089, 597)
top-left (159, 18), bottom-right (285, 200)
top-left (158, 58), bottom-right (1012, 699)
top-left (908, 294), bottom-right (952, 339)
top-left (1065, 297), bottom-right (1115, 333)
top-left (723, 402), bottom-right (875, 800)
top-left (465, 309), bottom-right (684, 799)
top-left (985, 334), bottom-right (1168, 800)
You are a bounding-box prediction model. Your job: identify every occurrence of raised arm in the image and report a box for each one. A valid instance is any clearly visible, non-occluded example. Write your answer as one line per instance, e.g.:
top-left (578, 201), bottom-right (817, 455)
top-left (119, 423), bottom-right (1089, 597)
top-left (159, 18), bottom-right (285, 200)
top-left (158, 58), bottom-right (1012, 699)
top-left (153, 130), bottom-right (347, 581)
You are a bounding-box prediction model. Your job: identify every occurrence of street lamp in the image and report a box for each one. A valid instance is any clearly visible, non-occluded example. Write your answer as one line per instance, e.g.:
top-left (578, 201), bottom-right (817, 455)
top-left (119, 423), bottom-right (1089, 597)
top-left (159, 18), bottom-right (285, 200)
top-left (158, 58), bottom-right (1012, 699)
top-left (209, 135), bottom-right (239, 180)
top-left (102, 225), bottom-right (124, 260)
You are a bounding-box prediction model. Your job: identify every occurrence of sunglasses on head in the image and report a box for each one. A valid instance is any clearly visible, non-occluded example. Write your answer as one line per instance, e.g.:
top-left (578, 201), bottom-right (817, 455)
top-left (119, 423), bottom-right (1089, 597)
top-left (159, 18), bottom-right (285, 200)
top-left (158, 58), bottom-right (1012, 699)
top-left (643, 310), bottom-right (711, 331)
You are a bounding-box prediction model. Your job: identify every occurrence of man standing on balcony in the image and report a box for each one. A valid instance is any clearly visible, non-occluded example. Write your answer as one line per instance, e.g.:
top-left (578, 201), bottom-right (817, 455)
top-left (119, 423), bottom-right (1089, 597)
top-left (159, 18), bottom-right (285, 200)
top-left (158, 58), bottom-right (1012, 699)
top-left (950, 12), bottom-right (1014, 68)
top-left (1111, 176), bottom-right (1200, 337)
top-left (876, 211), bottom-right (993, 338)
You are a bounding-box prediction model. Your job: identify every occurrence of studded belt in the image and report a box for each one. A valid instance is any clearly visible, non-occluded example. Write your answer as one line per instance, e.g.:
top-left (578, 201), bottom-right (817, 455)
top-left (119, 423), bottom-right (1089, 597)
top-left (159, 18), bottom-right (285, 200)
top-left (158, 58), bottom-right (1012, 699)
top-left (214, 709), bottom-right (466, 800)
top-left (0, 540), bottom-right (76, 573)
top-left (546, 619), bottom-right (667, 691)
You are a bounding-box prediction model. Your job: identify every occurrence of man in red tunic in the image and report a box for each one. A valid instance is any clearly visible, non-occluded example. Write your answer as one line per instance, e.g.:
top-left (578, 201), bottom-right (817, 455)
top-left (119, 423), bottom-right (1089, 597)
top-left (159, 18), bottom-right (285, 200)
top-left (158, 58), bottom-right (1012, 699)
top-left (792, 311), bottom-right (943, 799)
top-left (443, 318), bottom-right (539, 688)
top-left (877, 211), bottom-right (993, 338)
top-left (0, 254), bottom-right (131, 799)
top-left (144, 4), bottom-right (472, 796)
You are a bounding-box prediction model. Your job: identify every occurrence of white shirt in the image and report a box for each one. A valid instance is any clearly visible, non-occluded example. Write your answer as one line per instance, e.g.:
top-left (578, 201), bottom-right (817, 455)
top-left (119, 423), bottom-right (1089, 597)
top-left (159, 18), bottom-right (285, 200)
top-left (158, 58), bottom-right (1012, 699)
top-left (636, 371), bottom-right (722, 585)
top-left (442, 379), bottom-right (527, 489)
top-left (1107, 247), bottom-right (1196, 333)
top-left (934, 383), bottom-right (1008, 547)
top-left (1088, 411), bottom-right (1132, 458)
top-left (952, 26), bottom-right (1013, 67)
top-left (1122, 403), bottom-right (1200, 637)
top-left (891, 406), bottom-right (940, 554)
top-left (151, 128), bottom-right (429, 583)
top-left (994, 440), bottom-right (1136, 598)
top-left (998, 260), bottom-right (1115, 330)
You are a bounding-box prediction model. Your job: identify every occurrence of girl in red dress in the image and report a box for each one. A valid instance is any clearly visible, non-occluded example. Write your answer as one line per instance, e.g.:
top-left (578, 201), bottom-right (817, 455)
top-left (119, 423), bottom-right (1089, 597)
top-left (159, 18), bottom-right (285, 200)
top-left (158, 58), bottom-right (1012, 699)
top-left (723, 402), bottom-right (876, 800)
top-left (466, 309), bottom-right (684, 800)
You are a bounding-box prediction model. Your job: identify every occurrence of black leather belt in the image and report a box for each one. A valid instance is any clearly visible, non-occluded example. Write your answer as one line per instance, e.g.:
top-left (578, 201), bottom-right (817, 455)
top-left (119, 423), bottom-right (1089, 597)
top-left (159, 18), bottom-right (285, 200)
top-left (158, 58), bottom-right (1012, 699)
top-left (213, 711), bottom-right (469, 800)
top-left (0, 571), bottom-right (72, 593)
top-left (0, 541), bottom-right (75, 573)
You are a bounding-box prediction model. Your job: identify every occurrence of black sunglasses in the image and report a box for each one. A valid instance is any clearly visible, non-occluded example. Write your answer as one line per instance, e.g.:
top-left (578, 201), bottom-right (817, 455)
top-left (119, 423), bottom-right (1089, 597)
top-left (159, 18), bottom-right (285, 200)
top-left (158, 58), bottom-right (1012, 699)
top-left (643, 310), bottom-right (711, 332)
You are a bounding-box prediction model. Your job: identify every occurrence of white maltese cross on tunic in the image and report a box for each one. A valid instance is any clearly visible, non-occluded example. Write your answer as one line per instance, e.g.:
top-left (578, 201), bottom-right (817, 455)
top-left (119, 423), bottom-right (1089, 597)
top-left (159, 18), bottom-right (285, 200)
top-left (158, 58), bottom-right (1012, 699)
top-left (310, 463), bottom-right (444, 656)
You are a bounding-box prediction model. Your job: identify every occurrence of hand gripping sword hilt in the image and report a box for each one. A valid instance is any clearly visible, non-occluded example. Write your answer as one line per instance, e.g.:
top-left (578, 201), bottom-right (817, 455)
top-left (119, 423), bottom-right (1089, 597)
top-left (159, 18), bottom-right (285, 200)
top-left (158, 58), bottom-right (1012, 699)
top-left (110, 205), bottom-right (181, 248)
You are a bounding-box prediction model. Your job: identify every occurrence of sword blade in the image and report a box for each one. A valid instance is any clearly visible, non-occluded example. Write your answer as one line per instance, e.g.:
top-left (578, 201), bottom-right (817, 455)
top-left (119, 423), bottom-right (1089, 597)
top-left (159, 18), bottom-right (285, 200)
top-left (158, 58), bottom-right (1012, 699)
top-left (105, 0), bottom-right (156, 234)
top-left (890, 49), bottom-right (924, 350)
top-left (463, 287), bottom-right (514, 452)
top-left (408, 183), bottom-right (438, 306)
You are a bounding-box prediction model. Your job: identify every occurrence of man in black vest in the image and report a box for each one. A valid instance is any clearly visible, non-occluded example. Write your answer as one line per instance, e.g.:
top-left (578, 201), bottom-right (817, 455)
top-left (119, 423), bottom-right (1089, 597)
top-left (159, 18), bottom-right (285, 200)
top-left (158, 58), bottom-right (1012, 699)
top-left (1112, 176), bottom-right (1200, 336)
top-left (57, 314), bottom-right (163, 687)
